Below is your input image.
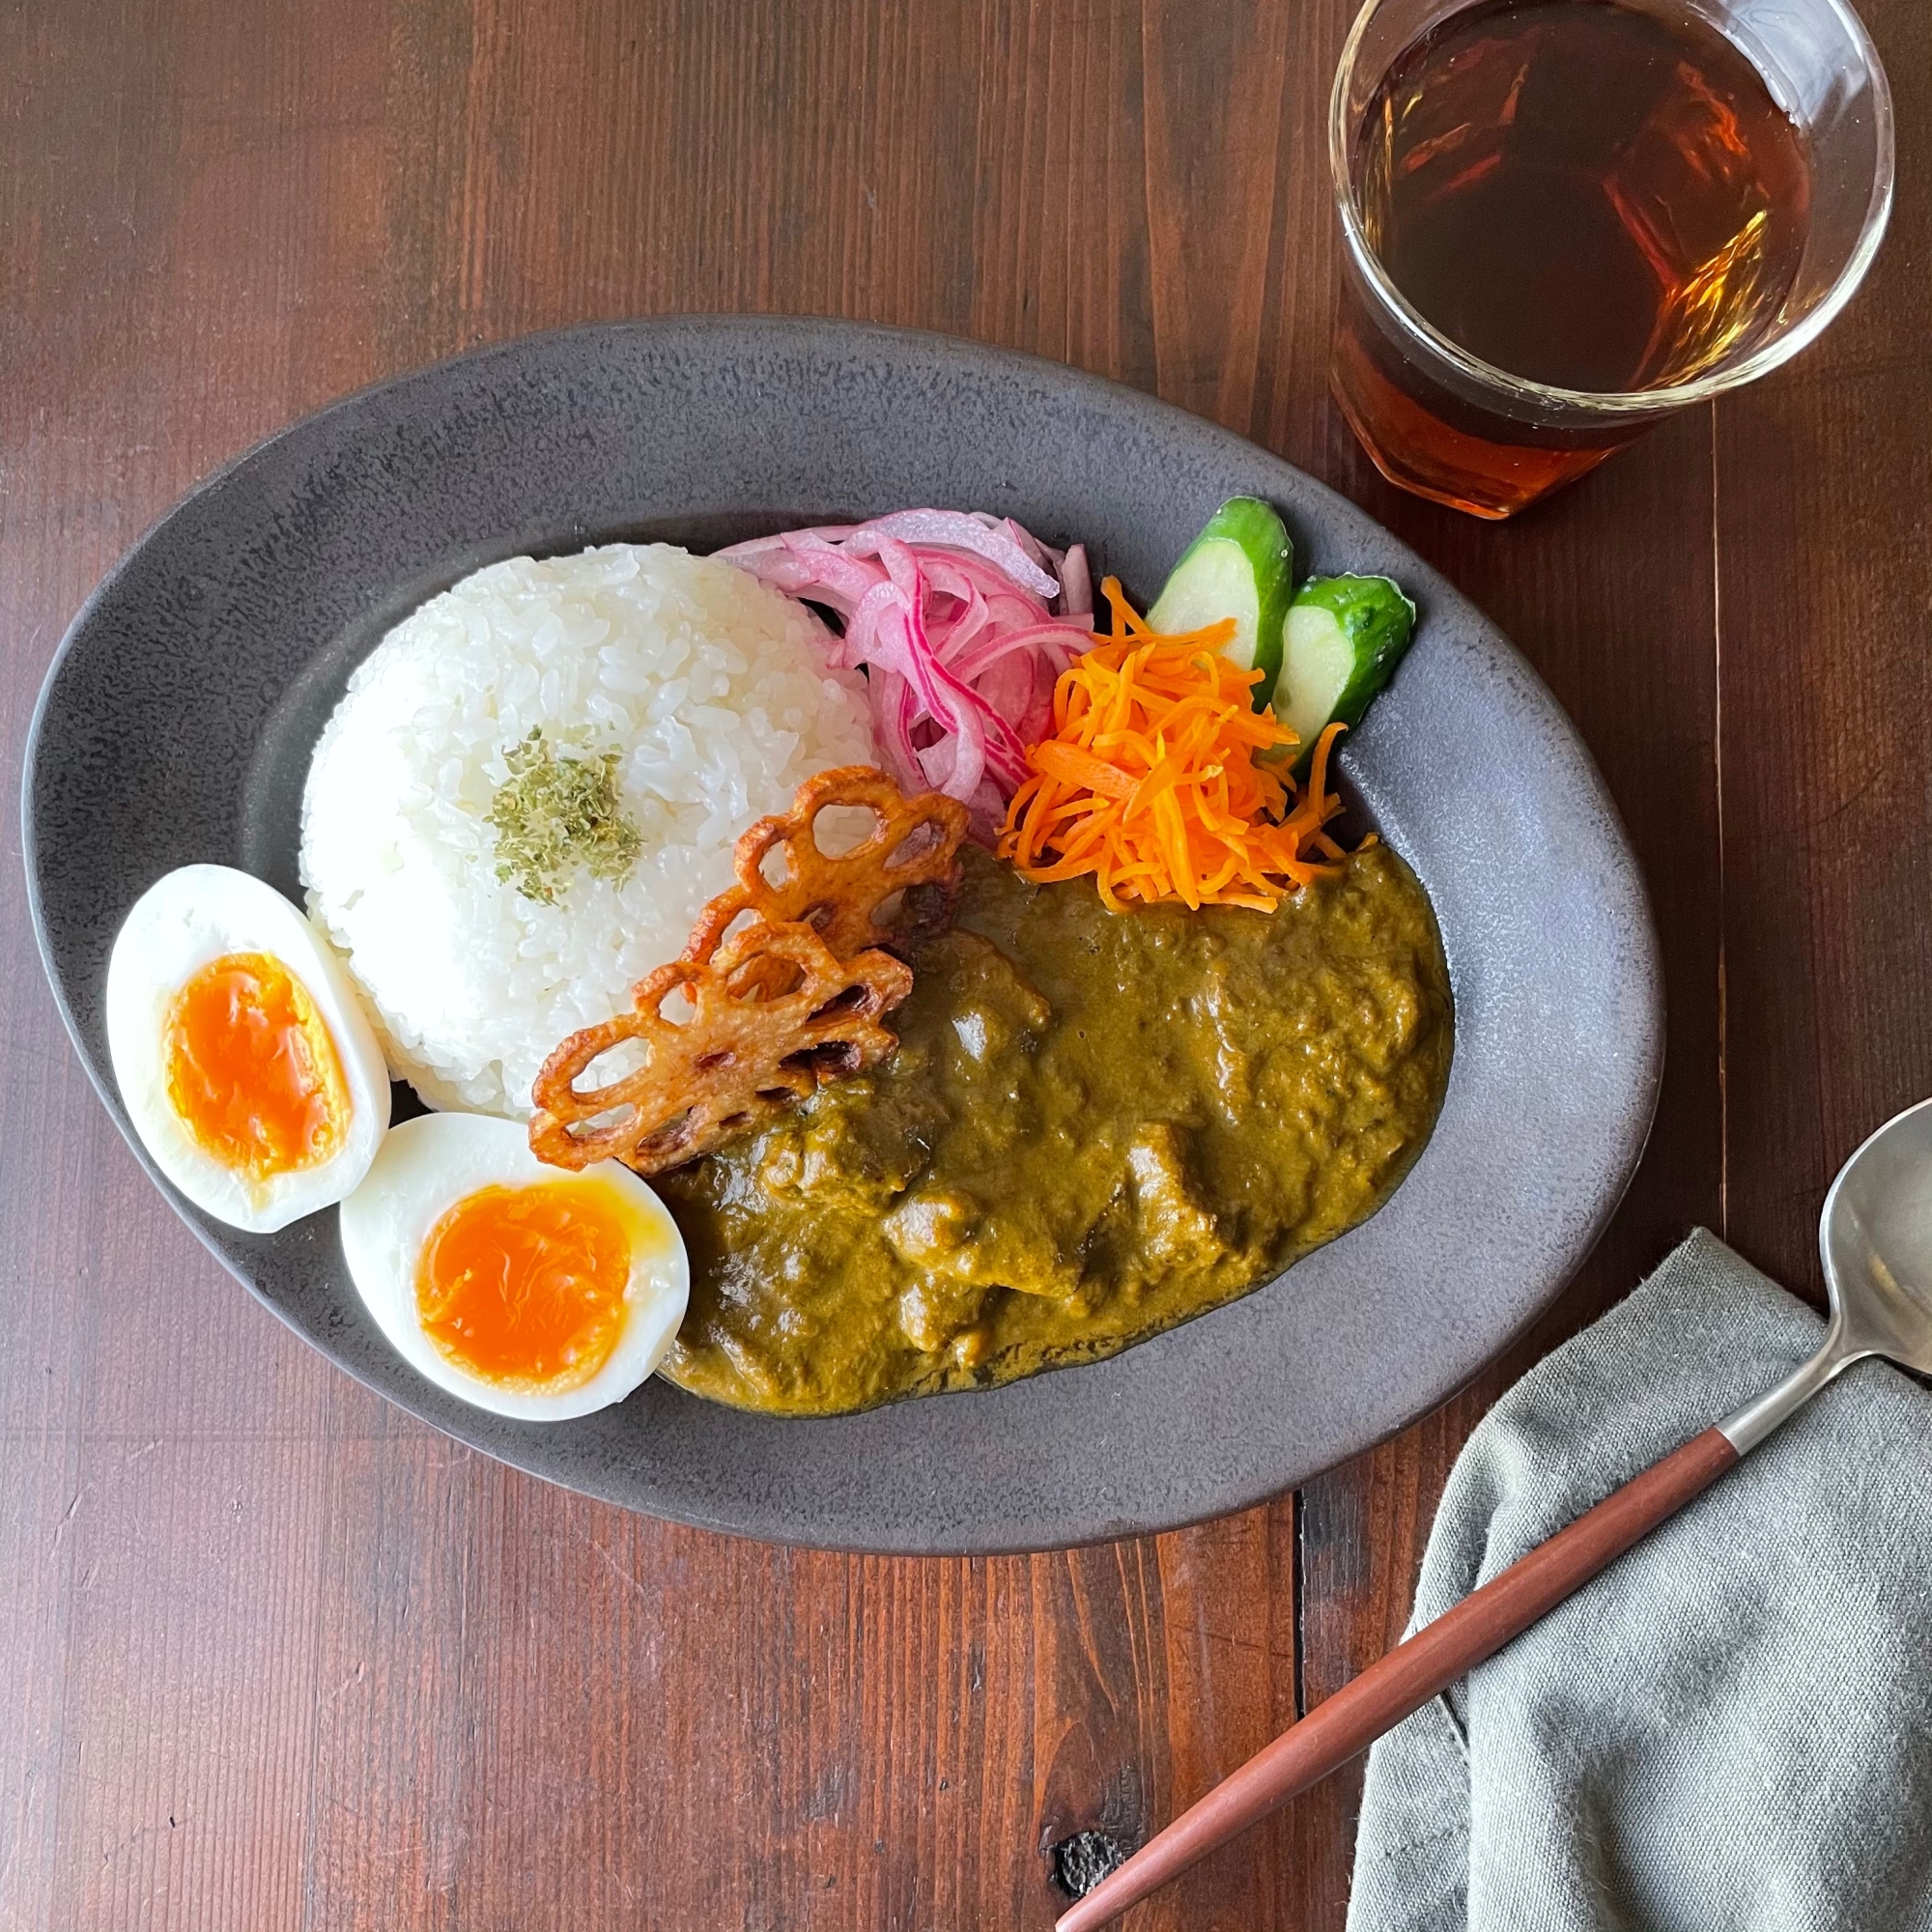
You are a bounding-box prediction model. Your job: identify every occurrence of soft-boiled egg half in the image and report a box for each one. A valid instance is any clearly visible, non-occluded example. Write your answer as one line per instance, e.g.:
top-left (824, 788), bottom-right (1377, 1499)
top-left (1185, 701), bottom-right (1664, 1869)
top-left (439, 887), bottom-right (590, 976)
top-left (339, 1113), bottom-right (688, 1421)
top-left (106, 865), bottom-right (391, 1233)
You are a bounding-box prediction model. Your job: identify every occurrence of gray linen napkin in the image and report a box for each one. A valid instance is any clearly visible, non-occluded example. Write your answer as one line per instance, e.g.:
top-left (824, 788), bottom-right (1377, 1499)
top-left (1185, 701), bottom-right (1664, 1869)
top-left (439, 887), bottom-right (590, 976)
top-left (1347, 1229), bottom-right (1932, 1932)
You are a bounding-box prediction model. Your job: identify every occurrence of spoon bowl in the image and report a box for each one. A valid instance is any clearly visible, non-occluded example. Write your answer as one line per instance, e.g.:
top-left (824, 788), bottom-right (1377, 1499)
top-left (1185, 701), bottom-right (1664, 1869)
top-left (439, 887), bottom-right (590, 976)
top-left (1823, 1095), bottom-right (1932, 1369)
top-left (1722, 1094), bottom-right (1932, 1456)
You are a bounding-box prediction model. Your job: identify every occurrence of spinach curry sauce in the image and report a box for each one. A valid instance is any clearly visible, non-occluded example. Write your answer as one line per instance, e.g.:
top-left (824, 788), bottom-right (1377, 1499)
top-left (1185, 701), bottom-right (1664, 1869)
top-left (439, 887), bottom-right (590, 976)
top-left (658, 842), bottom-right (1451, 1415)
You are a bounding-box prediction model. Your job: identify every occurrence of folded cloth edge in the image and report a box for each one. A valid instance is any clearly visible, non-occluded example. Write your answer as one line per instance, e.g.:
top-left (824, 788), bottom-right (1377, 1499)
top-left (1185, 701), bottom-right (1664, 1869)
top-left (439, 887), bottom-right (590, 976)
top-left (1346, 1227), bottom-right (1932, 1932)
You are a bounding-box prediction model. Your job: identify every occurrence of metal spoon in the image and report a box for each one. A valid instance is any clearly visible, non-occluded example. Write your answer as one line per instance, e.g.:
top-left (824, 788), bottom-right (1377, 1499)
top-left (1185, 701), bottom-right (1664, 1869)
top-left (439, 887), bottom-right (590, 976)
top-left (1058, 1094), bottom-right (1932, 1932)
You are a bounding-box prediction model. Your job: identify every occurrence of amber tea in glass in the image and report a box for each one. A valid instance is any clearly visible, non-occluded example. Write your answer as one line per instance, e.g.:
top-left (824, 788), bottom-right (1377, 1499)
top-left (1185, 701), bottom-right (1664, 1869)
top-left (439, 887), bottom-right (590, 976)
top-left (1328, 0), bottom-right (1892, 518)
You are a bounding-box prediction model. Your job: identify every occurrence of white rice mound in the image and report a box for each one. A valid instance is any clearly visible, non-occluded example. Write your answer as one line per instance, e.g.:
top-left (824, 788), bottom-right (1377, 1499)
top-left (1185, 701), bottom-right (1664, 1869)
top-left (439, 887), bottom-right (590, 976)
top-left (299, 543), bottom-right (875, 1118)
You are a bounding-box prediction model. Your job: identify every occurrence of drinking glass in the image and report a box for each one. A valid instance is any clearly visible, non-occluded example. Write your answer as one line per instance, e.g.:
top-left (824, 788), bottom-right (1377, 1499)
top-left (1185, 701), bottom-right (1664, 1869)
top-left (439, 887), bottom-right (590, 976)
top-left (1329, 0), bottom-right (1893, 518)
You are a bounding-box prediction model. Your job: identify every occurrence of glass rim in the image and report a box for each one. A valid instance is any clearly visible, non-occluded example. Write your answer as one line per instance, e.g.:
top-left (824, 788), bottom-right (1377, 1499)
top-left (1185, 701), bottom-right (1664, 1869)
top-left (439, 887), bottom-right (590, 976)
top-left (1327, 0), bottom-right (1897, 417)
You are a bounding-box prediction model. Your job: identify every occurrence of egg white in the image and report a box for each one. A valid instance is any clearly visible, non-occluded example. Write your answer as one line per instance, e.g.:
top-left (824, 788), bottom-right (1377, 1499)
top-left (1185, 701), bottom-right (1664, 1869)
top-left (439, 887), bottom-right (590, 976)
top-left (338, 1113), bottom-right (689, 1421)
top-left (105, 865), bottom-right (392, 1233)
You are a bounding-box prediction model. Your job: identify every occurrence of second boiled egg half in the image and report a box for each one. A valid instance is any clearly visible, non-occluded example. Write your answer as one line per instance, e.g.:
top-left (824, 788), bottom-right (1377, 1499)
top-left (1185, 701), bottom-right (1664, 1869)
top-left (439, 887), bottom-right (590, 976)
top-left (340, 1113), bottom-right (688, 1421)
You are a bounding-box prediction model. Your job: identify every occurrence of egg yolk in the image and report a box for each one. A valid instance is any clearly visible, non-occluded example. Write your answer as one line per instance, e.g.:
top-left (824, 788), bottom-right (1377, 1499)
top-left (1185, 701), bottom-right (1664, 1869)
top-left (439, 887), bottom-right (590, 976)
top-left (415, 1181), bottom-right (639, 1393)
top-left (163, 952), bottom-right (349, 1181)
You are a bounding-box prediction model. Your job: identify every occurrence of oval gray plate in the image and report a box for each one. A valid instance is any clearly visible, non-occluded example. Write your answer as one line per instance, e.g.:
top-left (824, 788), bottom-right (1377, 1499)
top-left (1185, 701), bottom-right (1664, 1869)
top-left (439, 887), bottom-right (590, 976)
top-left (23, 318), bottom-right (1661, 1553)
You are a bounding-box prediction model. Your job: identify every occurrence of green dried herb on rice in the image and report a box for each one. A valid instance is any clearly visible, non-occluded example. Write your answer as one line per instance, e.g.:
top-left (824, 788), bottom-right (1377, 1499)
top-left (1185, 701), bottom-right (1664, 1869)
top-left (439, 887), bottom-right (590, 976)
top-left (488, 727), bottom-right (641, 904)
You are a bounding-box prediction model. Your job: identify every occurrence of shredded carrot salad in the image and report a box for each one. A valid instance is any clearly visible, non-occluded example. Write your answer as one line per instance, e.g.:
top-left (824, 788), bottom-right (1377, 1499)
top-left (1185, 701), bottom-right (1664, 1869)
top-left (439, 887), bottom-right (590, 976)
top-left (996, 578), bottom-right (1351, 912)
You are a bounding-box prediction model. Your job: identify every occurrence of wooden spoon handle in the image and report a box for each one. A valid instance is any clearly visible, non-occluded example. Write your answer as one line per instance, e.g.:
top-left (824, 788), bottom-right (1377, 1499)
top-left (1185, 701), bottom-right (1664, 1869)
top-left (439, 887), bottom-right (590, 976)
top-left (1055, 1425), bottom-right (1740, 1932)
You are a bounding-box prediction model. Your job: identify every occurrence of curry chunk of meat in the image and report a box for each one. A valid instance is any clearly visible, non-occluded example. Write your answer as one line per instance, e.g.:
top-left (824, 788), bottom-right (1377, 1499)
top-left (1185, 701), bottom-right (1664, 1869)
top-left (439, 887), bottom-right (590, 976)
top-left (658, 841), bottom-right (1452, 1415)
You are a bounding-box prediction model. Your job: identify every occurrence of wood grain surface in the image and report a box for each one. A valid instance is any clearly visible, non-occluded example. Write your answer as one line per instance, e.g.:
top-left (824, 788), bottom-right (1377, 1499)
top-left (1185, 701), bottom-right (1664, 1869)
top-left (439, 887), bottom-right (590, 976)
top-left (2, 3), bottom-right (1926, 1928)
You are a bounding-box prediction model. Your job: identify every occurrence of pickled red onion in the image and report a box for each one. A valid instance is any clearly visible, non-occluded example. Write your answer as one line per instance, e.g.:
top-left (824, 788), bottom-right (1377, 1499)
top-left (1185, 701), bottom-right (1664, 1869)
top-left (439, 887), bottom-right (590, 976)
top-left (718, 512), bottom-right (1094, 836)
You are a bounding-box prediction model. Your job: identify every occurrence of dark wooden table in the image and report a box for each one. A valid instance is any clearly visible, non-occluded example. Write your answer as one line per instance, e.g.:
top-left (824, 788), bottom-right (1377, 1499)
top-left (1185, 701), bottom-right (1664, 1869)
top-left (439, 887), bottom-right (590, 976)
top-left (4, 4), bottom-right (1927, 1926)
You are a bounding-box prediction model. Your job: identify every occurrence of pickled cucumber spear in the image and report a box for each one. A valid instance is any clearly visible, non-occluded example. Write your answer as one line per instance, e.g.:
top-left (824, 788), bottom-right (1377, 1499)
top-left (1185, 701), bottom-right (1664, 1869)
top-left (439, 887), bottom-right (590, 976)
top-left (1147, 497), bottom-right (1294, 705)
top-left (1272, 575), bottom-right (1416, 772)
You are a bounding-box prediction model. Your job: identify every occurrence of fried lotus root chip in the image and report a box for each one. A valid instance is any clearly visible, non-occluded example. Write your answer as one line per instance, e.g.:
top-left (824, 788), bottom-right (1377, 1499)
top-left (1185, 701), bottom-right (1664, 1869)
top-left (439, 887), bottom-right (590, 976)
top-left (683, 764), bottom-right (971, 969)
top-left (528, 920), bottom-right (914, 1176)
